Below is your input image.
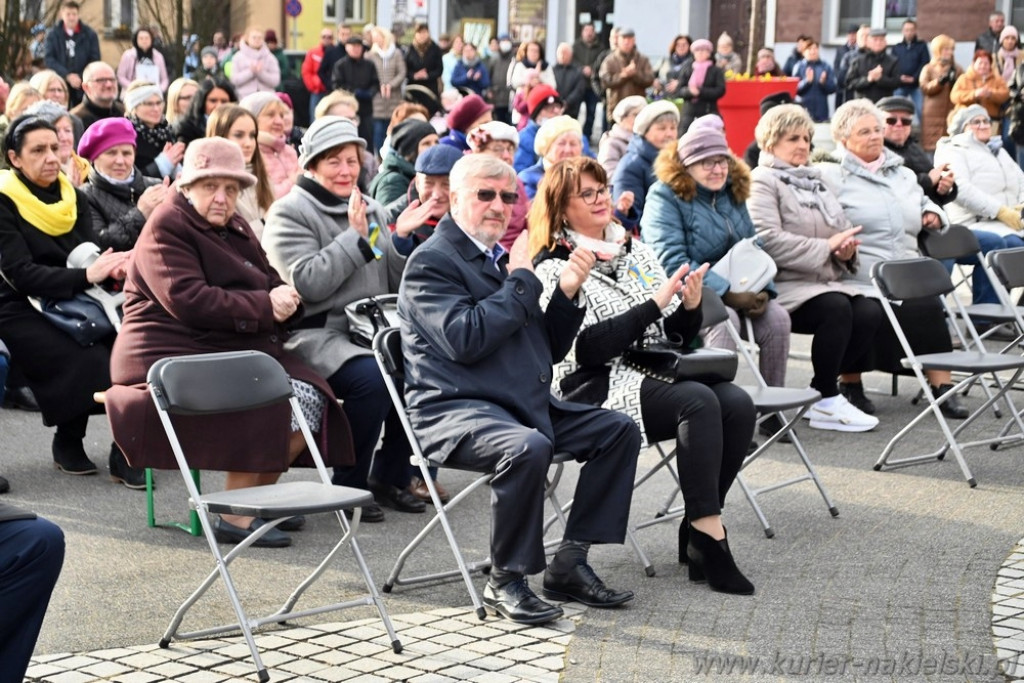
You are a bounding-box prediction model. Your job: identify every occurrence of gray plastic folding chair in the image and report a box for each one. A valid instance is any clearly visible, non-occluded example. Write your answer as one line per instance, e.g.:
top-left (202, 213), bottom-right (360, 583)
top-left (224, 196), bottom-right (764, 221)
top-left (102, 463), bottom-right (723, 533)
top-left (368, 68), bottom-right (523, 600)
top-left (373, 327), bottom-right (583, 617)
top-left (871, 258), bottom-right (1024, 486)
top-left (148, 350), bottom-right (401, 682)
top-left (702, 288), bottom-right (838, 537)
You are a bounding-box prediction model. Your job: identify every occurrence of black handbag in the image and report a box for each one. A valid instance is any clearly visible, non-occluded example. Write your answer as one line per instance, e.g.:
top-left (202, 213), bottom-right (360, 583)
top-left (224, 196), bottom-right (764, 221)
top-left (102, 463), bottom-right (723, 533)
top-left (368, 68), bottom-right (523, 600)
top-left (30, 293), bottom-right (116, 347)
top-left (345, 294), bottom-right (399, 348)
top-left (622, 338), bottom-right (738, 384)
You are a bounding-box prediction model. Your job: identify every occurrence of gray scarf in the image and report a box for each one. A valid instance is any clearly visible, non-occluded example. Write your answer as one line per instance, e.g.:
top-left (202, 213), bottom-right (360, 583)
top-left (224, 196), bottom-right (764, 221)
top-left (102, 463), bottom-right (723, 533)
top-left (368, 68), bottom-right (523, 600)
top-left (759, 152), bottom-right (846, 227)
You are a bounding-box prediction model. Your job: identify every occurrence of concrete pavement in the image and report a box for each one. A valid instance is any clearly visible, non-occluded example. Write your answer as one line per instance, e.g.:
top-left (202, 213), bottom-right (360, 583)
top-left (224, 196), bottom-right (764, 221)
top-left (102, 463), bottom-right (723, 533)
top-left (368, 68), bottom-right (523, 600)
top-left (5, 337), bottom-right (1024, 682)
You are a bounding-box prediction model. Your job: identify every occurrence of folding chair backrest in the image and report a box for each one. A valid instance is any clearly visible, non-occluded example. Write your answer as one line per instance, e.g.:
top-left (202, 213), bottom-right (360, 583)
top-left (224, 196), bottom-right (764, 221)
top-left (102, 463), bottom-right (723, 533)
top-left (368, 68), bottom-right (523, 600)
top-left (872, 258), bottom-right (955, 301)
top-left (699, 286), bottom-right (730, 327)
top-left (148, 351), bottom-right (293, 415)
top-left (989, 247), bottom-right (1024, 290)
top-left (917, 224), bottom-right (981, 261)
top-left (373, 327), bottom-right (406, 395)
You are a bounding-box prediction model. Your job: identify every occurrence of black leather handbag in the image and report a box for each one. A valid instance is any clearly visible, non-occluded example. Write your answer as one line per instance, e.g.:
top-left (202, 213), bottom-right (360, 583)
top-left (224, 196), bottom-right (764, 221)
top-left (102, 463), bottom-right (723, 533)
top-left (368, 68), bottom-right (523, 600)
top-left (29, 293), bottom-right (115, 347)
top-left (623, 339), bottom-right (738, 385)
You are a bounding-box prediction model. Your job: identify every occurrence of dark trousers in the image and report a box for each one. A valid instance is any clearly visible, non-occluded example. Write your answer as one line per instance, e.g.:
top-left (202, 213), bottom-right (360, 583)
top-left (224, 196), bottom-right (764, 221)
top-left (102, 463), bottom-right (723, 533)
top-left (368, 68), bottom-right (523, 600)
top-left (873, 296), bottom-right (952, 375)
top-left (327, 355), bottom-right (412, 490)
top-left (0, 516), bottom-right (64, 683)
top-left (640, 378), bottom-right (755, 521)
top-left (789, 293), bottom-right (883, 397)
top-left (446, 403), bottom-right (640, 575)
top-left (492, 106), bottom-right (511, 125)
top-left (582, 88), bottom-right (599, 140)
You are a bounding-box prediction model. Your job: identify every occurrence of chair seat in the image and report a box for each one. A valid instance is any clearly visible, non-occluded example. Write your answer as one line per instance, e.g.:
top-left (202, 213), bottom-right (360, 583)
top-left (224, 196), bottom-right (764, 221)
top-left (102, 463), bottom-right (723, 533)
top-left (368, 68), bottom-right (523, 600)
top-left (961, 303), bottom-right (1023, 322)
top-left (198, 481), bottom-right (373, 518)
top-left (902, 351), bottom-right (1024, 374)
top-left (741, 386), bottom-right (821, 411)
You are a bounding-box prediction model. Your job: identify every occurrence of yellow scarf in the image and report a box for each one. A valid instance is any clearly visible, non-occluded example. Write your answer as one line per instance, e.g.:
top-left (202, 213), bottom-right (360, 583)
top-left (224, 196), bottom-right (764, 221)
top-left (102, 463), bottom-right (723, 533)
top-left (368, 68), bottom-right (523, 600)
top-left (0, 169), bottom-right (77, 236)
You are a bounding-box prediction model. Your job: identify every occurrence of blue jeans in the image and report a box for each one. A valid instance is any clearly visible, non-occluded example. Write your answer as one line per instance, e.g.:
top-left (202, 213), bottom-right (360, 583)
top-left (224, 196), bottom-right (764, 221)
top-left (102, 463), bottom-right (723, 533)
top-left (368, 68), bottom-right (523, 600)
top-left (893, 86), bottom-right (923, 123)
top-left (0, 353), bottom-right (8, 405)
top-left (373, 119), bottom-right (389, 157)
top-left (940, 229), bottom-right (1019, 305)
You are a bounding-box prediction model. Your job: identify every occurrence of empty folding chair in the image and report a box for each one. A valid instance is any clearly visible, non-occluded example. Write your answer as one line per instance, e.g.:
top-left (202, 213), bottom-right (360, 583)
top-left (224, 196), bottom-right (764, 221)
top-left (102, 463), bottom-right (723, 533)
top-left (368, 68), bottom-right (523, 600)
top-left (986, 247), bottom-right (1024, 347)
top-left (148, 350), bottom-right (400, 682)
top-left (372, 328), bottom-right (583, 617)
top-left (871, 258), bottom-right (1024, 486)
top-left (704, 288), bottom-right (838, 537)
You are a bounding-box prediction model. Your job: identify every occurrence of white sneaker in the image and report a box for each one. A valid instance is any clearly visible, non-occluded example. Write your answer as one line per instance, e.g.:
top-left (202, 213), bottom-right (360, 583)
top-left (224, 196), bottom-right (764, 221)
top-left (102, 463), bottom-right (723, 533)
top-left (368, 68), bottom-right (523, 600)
top-left (805, 395), bottom-right (879, 433)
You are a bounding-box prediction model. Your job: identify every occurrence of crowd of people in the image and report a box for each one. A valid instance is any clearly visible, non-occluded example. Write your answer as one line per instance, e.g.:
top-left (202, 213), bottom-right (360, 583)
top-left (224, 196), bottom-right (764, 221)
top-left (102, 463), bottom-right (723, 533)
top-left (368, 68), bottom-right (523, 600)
top-left (5, 5), bottom-right (1024, 667)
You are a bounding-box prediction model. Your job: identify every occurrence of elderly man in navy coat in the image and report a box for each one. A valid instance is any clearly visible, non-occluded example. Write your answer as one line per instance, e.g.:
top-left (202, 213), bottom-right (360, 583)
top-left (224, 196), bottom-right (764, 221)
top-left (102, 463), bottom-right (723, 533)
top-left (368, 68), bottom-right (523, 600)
top-left (398, 154), bottom-right (641, 624)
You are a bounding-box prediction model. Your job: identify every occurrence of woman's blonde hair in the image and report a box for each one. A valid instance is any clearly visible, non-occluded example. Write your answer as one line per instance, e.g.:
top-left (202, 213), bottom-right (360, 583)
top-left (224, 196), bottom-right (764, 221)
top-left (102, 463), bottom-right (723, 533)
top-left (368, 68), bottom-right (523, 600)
top-left (6, 84), bottom-right (42, 120)
top-left (165, 77), bottom-right (199, 125)
top-left (754, 104), bottom-right (814, 152)
top-left (527, 157), bottom-right (609, 258)
top-left (315, 89), bottom-right (359, 119)
top-left (206, 104), bottom-right (275, 212)
top-left (28, 70), bottom-right (68, 107)
top-left (930, 34), bottom-right (956, 60)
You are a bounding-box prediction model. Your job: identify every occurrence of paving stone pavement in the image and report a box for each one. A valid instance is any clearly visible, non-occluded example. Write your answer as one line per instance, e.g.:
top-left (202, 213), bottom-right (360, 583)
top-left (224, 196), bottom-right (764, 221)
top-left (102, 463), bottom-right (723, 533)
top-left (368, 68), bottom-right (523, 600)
top-left (5, 334), bottom-right (1024, 682)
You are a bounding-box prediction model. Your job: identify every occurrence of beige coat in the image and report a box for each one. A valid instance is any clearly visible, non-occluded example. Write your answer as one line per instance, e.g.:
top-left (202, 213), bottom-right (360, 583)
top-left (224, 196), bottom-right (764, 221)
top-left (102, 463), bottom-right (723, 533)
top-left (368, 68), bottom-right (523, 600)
top-left (919, 61), bottom-right (962, 151)
top-left (748, 152), bottom-right (861, 312)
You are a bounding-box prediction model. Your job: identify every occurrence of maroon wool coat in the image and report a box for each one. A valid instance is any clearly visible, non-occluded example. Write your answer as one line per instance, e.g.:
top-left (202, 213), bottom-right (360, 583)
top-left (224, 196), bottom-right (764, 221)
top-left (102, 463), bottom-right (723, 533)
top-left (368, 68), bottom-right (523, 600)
top-left (106, 192), bottom-right (354, 472)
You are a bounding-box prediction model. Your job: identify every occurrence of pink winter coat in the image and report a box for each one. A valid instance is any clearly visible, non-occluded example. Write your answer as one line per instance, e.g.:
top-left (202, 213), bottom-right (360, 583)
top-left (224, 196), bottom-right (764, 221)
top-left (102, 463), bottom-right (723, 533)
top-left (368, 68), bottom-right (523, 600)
top-left (258, 132), bottom-right (299, 199)
top-left (230, 41), bottom-right (281, 97)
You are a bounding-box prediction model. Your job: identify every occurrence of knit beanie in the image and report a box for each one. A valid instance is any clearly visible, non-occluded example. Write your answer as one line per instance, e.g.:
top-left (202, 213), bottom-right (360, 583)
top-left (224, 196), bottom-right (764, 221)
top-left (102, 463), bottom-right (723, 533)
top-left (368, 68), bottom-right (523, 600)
top-left (534, 115), bottom-right (583, 157)
top-left (677, 119), bottom-right (730, 165)
top-left (77, 117), bottom-right (138, 161)
top-left (391, 119), bottom-right (437, 160)
top-left (612, 95), bottom-right (647, 124)
top-left (467, 120), bottom-right (520, 152)
top-left (526, 84), bottom-right (562, 119)
top-left (948, 104), bottom-right (988, 136)
top-left (633, 100), bottom-right (680, 136)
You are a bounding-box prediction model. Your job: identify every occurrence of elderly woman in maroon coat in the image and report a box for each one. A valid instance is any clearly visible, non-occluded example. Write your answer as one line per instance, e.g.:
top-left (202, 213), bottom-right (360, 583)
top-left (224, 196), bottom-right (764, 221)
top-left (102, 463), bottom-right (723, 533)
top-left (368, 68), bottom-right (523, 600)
top-left (106, 137), bottom-right (354, 548)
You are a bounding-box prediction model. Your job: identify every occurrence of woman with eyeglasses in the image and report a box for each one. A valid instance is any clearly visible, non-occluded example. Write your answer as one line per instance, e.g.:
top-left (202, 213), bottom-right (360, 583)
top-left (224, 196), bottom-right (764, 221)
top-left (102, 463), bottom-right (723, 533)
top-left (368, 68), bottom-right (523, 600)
top-left (747, 104), bottom-right (880, 432)
top-left (122, 81), bottom-right (184, 182)
top-left (261, 117), bottom-right (422, 524)
top-left (817, 99), bottom-right (966, 418)
top-left (642, 116), bottom-right (792, 393)
top-left (935, 103), bottom-right (1024, 248)
top-left (164, 78), bottom-right (199, 128)
top-left (530, 156), bottom-right (756, 595)
top-left (28, 70), bottom-right (85, 141)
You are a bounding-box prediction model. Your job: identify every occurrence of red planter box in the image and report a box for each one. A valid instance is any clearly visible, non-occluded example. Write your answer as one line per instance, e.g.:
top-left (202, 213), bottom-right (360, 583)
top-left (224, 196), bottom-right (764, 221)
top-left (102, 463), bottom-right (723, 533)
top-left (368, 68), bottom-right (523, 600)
top-left (717, 78), bottom-right (799, 156)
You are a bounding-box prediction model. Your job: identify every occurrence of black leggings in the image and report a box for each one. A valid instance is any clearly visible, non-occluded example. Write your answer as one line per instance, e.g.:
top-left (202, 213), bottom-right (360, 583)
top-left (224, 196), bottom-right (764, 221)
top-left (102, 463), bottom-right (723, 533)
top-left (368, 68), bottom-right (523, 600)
top-left (640, 378), bottom-right (756, 520)
top-left (788, 292), bottom-right (883, 397)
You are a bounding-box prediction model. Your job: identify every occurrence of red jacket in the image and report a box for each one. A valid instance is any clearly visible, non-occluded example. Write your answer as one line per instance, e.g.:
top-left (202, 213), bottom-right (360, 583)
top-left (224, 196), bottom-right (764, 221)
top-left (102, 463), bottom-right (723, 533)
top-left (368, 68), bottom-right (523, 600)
top-left (302, 44), bottom-right (328, 94)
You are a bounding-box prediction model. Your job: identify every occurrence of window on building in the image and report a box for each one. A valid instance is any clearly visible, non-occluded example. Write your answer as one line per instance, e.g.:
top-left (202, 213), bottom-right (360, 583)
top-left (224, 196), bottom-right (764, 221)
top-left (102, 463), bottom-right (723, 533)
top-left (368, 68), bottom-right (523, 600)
top-left (832, 0), bottom-right (918, 40)
top-left (104, 0), bottom-right (135, 36)
top-left (1009, 0), bottom-right (1024, 28)
top-left (324, 0), bottom-right (366, 24)
top-left (448, 0), bottom-right (500, 43)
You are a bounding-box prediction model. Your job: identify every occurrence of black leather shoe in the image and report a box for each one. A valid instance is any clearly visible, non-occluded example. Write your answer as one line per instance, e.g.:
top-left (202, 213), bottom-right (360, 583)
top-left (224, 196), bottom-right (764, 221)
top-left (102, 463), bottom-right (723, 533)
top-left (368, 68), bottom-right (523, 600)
top-left (375, 485), bottom-right (426, 513)
top-left (0, 476), bottom-right (9, 494)
top-left (758, 414), bottom-right (793, 443)
top-left (3, 385), bottom-right (40, 411)
top-left (109, 444), bottom-right (147, 490)
top-left (52, 434), bottom-right (98, 475)
top-left (934, 384), bottom-right (969, 420)
top-left (542, 562), bottom-right (634, 608)
top-left (343, 503), bottom-right (385, 523)
top-left (214, 517), bottom-right (292, 548)
top-left (484, 577), bottom-right (564, 624)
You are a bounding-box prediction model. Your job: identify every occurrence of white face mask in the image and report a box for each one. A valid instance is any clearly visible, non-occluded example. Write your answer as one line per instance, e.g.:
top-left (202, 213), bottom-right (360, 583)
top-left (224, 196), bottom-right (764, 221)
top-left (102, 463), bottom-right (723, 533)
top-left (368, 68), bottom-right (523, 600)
top-left (500, 40), bottom-right (512, 53)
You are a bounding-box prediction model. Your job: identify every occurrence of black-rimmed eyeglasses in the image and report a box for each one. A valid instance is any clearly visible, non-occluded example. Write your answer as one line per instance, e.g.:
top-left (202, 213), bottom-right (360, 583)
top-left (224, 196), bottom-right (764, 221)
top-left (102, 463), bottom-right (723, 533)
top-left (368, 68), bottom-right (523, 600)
top-left (576, 185), bottom-right (612, 205)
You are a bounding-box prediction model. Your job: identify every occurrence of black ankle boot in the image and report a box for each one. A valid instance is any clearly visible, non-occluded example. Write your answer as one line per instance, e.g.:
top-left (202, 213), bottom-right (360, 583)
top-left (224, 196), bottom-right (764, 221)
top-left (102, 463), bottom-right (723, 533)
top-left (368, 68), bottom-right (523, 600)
top-left (52, 433), bottom-right (97, 475)
top-left (840, 381), bottom-right (876, 415)
top-left (686, 525), bottom-right (755, 595)
top-left (677, 516), bottom-right (689, 564)
top-left (933, 384), bottom-right (969, 420)
top-left (109, 444), bottom-right (147, 490)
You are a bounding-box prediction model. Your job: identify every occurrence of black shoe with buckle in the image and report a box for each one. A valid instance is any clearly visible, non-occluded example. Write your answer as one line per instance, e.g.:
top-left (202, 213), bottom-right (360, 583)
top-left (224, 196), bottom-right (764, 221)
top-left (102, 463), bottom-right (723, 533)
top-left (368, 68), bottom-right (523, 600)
top-left (109, 444), bottom-right (147, 490)
top-left (52, 434), bottom-right (98, 475)
top-left (483, 577), bottom-right (564, 624)
top-left (933, 384), bottom-right (969, 420)
top-left (542, 561), bottom-right (634, 608)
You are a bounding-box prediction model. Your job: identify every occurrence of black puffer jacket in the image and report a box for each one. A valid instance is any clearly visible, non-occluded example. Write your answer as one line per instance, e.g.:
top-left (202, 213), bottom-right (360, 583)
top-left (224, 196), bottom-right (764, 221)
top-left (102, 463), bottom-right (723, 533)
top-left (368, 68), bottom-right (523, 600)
top-left (81, 170), bottom-right (162, 251)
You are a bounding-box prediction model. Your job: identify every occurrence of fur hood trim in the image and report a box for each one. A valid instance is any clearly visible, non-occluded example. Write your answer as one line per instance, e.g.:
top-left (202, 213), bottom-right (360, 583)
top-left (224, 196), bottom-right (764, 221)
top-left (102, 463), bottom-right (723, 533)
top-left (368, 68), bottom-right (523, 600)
top-left (652, 144), bottom-right (750, 202)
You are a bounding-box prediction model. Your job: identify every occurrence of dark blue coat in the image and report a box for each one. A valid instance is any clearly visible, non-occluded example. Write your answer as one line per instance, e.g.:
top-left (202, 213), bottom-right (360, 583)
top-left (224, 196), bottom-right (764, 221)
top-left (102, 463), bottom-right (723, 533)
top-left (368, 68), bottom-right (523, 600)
top-left (611, 134), bottom-right (659, 221)
top-left (794, 58), bottom-right (837, 122)
top-left (43, 20), bottom-right (100, 83)
top-left (398, 215), bottom-right (588, 461)
top-left (451, 59), bottom-right (491, 97)
top-left (891, 38), bottom-right (930, 84)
